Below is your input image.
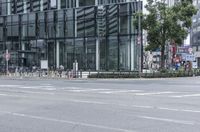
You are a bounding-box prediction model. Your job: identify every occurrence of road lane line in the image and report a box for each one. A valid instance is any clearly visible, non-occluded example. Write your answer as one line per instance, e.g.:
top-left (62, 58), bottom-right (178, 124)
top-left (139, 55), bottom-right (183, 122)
top-left (0, 85), bottom-right (22, 87)
top-left (137, 115), bottom-right (197, 125)
top-left (99, 90), bottom-right (143, 94)
top-left (0, 110), bottom-right (135, 132)
top-left (170, 94), bottom-right (200, 98)
top-left (158, 107), bottom-right (200, 113)
top-left (134, 91), bottom-right (179, 96)
top-left (0, 89), bottom-right (55, 95)
top-left (1, 93), bottom-right (200, 114)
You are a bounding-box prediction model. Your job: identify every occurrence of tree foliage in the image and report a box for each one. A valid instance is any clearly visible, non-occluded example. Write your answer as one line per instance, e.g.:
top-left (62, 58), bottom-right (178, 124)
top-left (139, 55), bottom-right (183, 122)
top-left (141, 0), bottom-right (197, 68)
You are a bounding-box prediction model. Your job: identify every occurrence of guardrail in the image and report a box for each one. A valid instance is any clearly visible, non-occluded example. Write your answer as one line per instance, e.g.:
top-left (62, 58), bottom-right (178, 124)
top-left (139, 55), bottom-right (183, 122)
top-left (0, 69), bottom-right (84, 79)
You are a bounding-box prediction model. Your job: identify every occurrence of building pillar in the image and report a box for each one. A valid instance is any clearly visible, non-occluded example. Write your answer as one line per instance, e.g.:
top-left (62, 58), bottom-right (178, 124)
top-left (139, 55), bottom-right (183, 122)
top-left (23, 0), bottom-right (27, 13)
top-left (76, 0), bottom-right (79, 7)
top-left (56, 41), bottom-right (60, 68)
top-left (130, 36), bottom-right (135, 71)
top-left (96, 38), bottom-right (100, 71)
top-left (22, 42), bottom-right (25, 58)
top-left (40, 0), bottom-right (44, 11)
top-left (95, 0), bottom-right (98, 5)
top-left (57, 0), bottom-right (61, 9)
top-left (7, 0), bottom-right (11, 15)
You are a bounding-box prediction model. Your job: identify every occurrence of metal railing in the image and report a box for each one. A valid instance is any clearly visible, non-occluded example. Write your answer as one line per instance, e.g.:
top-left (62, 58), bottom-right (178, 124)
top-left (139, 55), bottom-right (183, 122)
top-left (0, 68), bottom-right (83, 79)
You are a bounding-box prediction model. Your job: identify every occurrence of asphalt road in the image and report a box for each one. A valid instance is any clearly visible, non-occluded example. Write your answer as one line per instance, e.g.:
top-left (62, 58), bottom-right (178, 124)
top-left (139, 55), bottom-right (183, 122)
top-left (0, 77), bottom-right (200, 132)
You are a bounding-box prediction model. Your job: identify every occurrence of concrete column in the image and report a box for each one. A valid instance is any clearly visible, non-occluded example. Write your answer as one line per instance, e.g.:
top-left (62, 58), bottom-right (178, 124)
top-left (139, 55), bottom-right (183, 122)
top-left (76, 0), bottom-right (79, 7)
top-left (56, 41), bottom-right (60, 68)
top-left (7, 0), bottom-right (11, 15)
top-left (95, 0), bottom-right (98, 5)
top-left (130, 36), bottom-right (134, 71)
top-left (57, 0), bottom-right (61, 9)
top-left (22, 42), bottom-right (25, 59)
top-left (40, 0), bottom-right (44, 11)
top-left (74, 10), bottom-right (77, 38)
top-left (96, 38), bottom-right (100, 71)
top-left (24, 0), bottom-right (27, 13)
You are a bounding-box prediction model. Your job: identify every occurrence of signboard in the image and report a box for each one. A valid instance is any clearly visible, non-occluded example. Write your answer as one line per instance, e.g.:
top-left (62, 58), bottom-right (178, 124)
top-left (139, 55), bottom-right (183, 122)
top-left (188, 48), bottom-right (193, 54)
top-left (194, 51), bottom-right (200, 57)
top-left (192, 62), bottom-right (198, 69)
top-left (177, 46), bottom-right (192, 54)
top-left (40, 60), bottom-right (48, 69)
top-left (185, 55), bottom-right (195, 61)
top-left (182, 54), bottom-right (195, 61)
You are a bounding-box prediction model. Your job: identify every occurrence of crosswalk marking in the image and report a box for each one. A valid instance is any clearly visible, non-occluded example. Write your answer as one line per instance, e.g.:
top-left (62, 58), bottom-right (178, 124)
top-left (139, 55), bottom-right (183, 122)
top-left (1, 84), bottom-right (200, 98)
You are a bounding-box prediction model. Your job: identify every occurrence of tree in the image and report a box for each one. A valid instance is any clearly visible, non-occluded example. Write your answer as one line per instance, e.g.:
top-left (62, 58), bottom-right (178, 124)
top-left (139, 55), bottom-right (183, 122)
top-left (141, 0), bottom-right (197, 69)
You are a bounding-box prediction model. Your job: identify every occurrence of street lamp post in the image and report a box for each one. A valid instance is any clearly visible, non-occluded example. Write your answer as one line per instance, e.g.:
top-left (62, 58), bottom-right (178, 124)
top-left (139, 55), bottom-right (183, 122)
top-left (138, 0), bottom-right (142, 76)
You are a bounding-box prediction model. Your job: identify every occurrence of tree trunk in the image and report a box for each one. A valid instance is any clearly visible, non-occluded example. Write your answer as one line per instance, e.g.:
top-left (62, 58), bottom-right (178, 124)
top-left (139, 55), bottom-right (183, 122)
top-left (160, 45), bottom-right (165, 69)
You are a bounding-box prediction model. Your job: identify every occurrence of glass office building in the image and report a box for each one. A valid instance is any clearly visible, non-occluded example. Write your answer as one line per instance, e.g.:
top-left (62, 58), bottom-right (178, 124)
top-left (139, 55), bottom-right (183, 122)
top-left (0, 0), bottom-right (142, 71)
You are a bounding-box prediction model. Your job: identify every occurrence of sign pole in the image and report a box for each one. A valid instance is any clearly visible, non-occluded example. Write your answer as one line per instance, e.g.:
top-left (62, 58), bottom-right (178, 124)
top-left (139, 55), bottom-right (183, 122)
top-left (6, 49), bottom-right (9, 75)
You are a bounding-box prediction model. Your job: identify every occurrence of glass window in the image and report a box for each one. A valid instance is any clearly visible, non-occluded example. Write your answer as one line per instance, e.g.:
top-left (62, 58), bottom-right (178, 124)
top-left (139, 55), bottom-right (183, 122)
top-left (7, 16), bottom-right (12, 38)
top-left (107, 4), bottom-right (118, 35)
top-left (43, 0), bottom-right (49, 10)
top-left (56, 10), bottom-right (64, 38)
top-left (86, 38), bottom-right (96, 70)
top-left (12, 15), bottom-right (19, 37)
top-left (65, 39), bottom-right (74, 69)
top-left (77, 8), bottom-right (85, 37)
top-left (119, 36), bottom-right (130, 70)
top-left (28, 13), bottom-right (36, 37)
top-left (65, 9), bottom-right (74, 37)
top-left (16, 0), bottom-right (24, 13)
top-left (47, 11), bottom-right (55, 38)
top-left (1, 1), bottom-right (7, 15)
top-left (75, 38), bottom-right (85, 69)
top-left (61, 0), bottom-right (66, 8)
top-left (66, 0), bottom-right (76, 8)
top-left (38, 12), bottom-right (46, 38)
top-left (32, 0), bottom-right (40, 12)
top-left (85, 7), bottom-right (95, 37)
top-left (108, 36), bottom-right (118, 70)
top-left (22, 14), bottom-right (28, 39)
top-left (0, 17), bottom-right (3, 41)
top-left (79, 0), bottom-right (95, 7)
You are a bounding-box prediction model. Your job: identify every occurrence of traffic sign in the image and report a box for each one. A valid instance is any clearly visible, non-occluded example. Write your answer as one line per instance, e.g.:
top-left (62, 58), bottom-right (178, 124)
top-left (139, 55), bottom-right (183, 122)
top-left (188, 48), bottom-right (193, 54)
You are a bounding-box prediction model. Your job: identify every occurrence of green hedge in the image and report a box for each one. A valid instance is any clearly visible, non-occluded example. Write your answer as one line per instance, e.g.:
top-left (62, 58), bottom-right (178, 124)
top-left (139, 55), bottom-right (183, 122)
top-left (88, 71), bottom-right (197, 78)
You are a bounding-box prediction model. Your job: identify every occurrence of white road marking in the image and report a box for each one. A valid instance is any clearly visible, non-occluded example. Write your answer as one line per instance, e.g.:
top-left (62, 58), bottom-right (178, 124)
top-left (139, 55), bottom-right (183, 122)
top-left (0, 85), bottom-right (22, 87)
top-left (134, 91), bottom-right (179, 96)
top-left (20, 86), bottom-right (54, 89)
top-left (0, 93), bottom-right (27, 98)
top-left (138, 115), bottom-right (197, 125)
top-left (170, 94), bottom-right (200, 98)
top-left (99, 90), bottom-right (143, 94)
top-left (1, 86), bottom-right (200, 114)
top-left (158, 107), bottom-right (200, 113)
top-left (41, 84), bottom-right (52, 86)
top-left (1, 91), bottom-right (200, 114)
top-left (0, 110), bottom-right (135, 132)
top-left (0, 89), bottom-right (55, 95)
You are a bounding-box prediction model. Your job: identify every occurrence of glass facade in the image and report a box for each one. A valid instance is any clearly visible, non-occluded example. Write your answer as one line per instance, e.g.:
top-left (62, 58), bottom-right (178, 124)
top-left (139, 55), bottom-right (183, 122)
top-left (0, 0), bottom-right (142, 71)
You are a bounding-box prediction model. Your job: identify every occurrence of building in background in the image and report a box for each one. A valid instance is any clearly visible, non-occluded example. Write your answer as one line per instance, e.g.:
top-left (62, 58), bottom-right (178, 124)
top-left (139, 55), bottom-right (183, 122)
top-left (0, 0), bottom-right (142, 71)
top-left (191, 0), bottom-right (200, 67)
